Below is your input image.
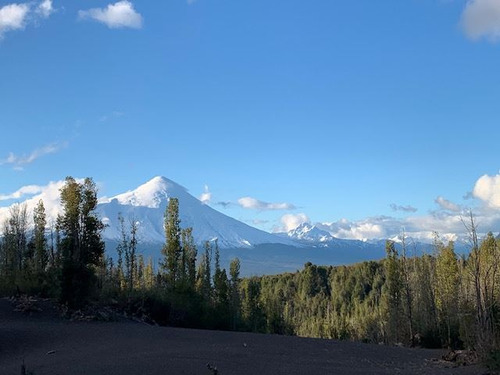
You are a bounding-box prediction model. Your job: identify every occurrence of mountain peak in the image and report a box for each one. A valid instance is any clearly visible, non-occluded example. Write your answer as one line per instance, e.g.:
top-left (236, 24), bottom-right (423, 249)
top-left (104, 176), bottom-right (188, 209)
top-left (142, 176), bottom-right (187, 192)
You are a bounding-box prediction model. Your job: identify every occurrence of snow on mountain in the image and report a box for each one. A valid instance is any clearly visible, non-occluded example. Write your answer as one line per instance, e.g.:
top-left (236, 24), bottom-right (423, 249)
top-left (98, 176), bottom-right (296, 248)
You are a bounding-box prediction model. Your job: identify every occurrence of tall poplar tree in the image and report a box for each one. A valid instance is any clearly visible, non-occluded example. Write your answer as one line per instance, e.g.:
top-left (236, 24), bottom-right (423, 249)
top-left (57, 177), bottom-right (105, 306)
top-left (435, 240), bottom-right (459, 347)
top-left (33, 200), bottom-right (48, 273)
top-left (383, 240), bottom-right (403, 343)
top-left (161, 197), bottom-right (182, 289)
top-left (181, 227), bottom-right (197, 289)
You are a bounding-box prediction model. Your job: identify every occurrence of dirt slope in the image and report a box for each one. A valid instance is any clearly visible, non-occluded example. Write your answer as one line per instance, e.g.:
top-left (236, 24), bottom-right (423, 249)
top-left (0, 298), bottom-right (486, 375)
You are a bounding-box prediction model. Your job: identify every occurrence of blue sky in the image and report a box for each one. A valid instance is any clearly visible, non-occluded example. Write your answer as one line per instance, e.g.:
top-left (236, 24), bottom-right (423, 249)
top-left (1, 0), bottom-right (500, 240)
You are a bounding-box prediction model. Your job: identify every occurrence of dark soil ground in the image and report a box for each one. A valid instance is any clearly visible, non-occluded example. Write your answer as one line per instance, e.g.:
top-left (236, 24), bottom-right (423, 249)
top-left (0, 298), bottom-right (487, 375)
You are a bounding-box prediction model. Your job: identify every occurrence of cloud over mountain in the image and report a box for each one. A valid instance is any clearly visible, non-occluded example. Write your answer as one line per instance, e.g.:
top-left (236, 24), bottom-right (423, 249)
top-left (238, 197), bottom-right (296, 211)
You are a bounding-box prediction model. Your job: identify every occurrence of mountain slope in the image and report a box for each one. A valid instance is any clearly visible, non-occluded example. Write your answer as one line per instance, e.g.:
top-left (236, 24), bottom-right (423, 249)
top-left (98, 176), bottom-right (296, 249)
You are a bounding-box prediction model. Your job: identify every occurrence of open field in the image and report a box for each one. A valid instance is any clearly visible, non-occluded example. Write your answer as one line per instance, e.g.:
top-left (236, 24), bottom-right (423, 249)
top-left (0, 298), bottom-right (486, 375)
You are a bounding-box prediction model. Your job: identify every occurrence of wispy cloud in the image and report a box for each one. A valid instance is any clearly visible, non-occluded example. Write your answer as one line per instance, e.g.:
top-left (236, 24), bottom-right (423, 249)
top-left (78, 1), bottom-right (143, 29)
top-left (0, 142), bottom-right (67, 170)
top-left (238, 196), bottom-right (296, 211)
top-left (36, 0), bottom-right (54, 19)
top-left (99, 111), bottom-right (124, 122)
top-left (462, 0), bottom-right (500, 41)
top-left (199, 184), bottom-right (211, 204)
top-left (390, 203), bottom-right (417, 213)
top-left (215, 201), bottom-right (233, 208)
top-left (435, 196), bottom-right (462, 212)
top-left (0, 185), bottom-right (44, 201)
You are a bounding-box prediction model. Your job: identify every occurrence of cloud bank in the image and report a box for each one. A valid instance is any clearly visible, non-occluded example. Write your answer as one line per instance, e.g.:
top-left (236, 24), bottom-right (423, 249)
top-left (0, 179), bottom-right (69, 226)
top-left (276, 172), bottom-right (500, 242)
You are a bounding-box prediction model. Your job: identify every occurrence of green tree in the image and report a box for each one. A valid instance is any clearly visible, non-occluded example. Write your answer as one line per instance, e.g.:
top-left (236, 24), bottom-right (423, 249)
top-left (33, 200), bottom-right (48, 274)
top-left (382, 240), bottom-right (403, 343)
top-left (241, 276), bottom-right (265, 332)
top-left (229, 258), bottom-right (241, 330)
top-left (57, 177), bottom-right (105, 306)
top-left (117, 214), bottom-right (139, 292)
top-left (161, 198), bottom-right (182, 289)
top-left (181, 227), bottom-right (197, 290)
top-left (435, 239), bottom-right (459, 347)
top-left (196, 241), bottom-right (212, 301)
top-left (0, 204), bottom-right (28, 292)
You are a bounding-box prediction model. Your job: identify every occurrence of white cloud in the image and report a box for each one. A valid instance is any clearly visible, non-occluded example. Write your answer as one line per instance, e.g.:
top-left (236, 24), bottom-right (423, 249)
top-left (0, 1), bottom-right (55, 38)
top-left (0, 3), bottom-right (30, 37)
top-left (0, 142), bottom-right (67, 170)
top-left (0, 180), bottom-right (70, 226)
top-left (279, 213), bottom-right (309, 232)
top-left (78, 1), bottom-right (143, 29)
top-left (0, 185), bottom-right (44, 201)
top-left (36, 0), bottom-right (53, 18)
top-left (473, 173), bottom-right (500, 208)
top-left (199, 184), bottom-right (211, 204)
top-left (238, 197), bottom-right (296, 211)
top-left (435, 196), bottom-right (462, 212)
top-left (318, 217), bottom-right (389, 241)
top-left (462, 0), bottom-right (500, 41)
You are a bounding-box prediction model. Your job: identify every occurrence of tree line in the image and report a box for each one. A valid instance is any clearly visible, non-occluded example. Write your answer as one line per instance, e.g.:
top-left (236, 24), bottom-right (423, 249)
top-left (236, 226), bottom-right (499, 362)
top-left (0, 177), bottom-right (499, 363)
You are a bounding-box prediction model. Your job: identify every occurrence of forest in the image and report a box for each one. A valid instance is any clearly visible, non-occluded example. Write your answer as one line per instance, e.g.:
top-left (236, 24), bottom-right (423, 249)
top-left (0, 177), bottom-right (499, 367)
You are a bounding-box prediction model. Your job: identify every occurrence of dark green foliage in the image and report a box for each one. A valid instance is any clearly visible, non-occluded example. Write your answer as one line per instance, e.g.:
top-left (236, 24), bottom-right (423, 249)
top-left (181, 227), bottom-right (197, 290)
top-left (57, 177), bottom-right (105, 307)
top-left (33, 200), bottom-right (48, 274)
top-left (161, 198), bottom-right (182, 289)
top-left (59, 260), bottom-right (96, 308)
top-left (229, 258), bottom-right (241, 330)
top-left (383, 240), bottom-right (403, 344)
top-left (486, 349), bottom-right (500, 371)
top-left (116, 214), bottom-right (138, 293)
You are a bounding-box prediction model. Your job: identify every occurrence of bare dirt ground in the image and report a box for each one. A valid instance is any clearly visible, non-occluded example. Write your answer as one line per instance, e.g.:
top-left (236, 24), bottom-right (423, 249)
top-left (0, 298), bottom-right (487, 375)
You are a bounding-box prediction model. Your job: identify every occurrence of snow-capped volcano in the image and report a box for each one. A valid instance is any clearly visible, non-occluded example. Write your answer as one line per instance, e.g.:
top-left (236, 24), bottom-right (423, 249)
top-left (98, 176), bottom-right (295, 248)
